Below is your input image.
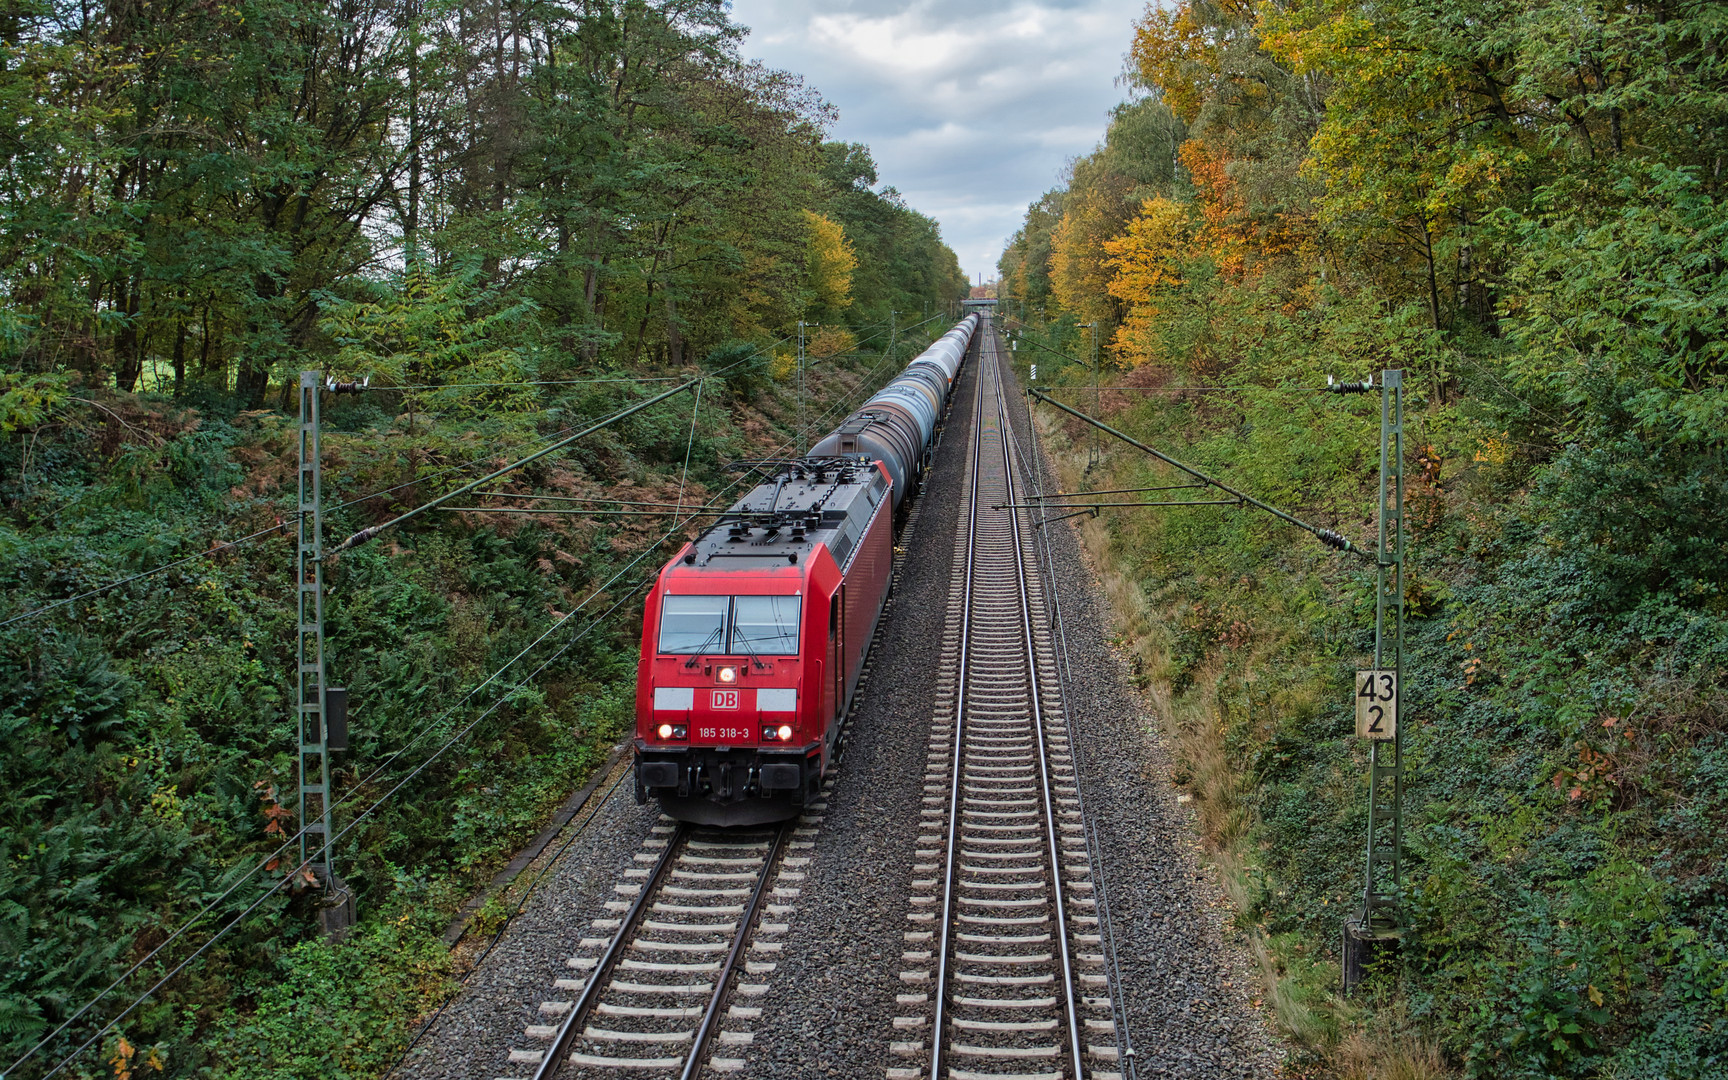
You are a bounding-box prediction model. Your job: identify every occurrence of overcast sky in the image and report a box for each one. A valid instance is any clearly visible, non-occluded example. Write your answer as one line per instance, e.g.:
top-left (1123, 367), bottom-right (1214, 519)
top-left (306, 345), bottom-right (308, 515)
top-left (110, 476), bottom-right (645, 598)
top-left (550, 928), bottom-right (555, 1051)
top-left (726, 0), bottom-right (1148, 284)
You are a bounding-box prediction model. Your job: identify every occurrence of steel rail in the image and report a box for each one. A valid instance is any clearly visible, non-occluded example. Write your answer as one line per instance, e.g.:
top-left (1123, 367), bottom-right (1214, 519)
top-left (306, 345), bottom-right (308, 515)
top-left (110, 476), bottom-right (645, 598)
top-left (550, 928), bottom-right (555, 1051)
top-left (680, 823), bottom-right (794, 1080)
top-left (930, 331), bottom-right (1089, 1078)
top-left (1000, 324), bottom-right (1139, 1076)
top-left (928, 330), bottom-right (985, 1080)
top-left (993, 337), bottom-right (1087, 1080)
top-left (530, 825), bottom-right (691, 1080)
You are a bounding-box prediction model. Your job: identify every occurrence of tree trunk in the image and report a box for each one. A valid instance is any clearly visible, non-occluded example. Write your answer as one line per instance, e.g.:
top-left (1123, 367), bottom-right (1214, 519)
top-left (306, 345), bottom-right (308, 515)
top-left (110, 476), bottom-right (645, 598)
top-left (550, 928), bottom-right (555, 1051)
top-left (633, 277), bottom-right (655, 365)
top-left (1456, 212), bottom-right (1473, 331)
top-left (199, 304), bottom-right (214, 378)
top-left (239, 273), bottom-right (282, 407)
top-left (172, 317), bottom-right (187, 396)
top-left (114, 274), bottom-right (143, 392)
top-left (665, 289), bottom-right (682, 367)
top-left (405, 0), bottom-right (422, 251)
top-left (1419, 215), bottom-right (1442, 333)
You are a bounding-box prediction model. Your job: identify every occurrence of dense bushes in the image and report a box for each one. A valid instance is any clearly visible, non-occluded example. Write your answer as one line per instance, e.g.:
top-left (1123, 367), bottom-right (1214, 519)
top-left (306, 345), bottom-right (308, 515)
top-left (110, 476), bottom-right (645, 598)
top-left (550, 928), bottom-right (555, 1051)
top-left (1016, 319), bottom-right (1728, 1076)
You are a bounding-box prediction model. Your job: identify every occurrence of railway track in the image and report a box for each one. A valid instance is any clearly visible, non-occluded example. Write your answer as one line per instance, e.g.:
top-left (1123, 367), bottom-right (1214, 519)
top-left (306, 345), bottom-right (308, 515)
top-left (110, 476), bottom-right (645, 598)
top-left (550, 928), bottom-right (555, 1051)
top-left (503, 819), bottom-right (797, 1079)
top-left (891, 327), bottom-right (1122, 1080)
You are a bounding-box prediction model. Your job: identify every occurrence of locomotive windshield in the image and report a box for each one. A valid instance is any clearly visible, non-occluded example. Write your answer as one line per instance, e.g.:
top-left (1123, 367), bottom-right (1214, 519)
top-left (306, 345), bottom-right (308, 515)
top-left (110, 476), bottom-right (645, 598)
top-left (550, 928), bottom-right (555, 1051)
top-left (731, 595), bottom-right (801, 655)
top-left (658, 595), bottom-right (729, 654)
top-left (656, 595), bottom-right (802, 656)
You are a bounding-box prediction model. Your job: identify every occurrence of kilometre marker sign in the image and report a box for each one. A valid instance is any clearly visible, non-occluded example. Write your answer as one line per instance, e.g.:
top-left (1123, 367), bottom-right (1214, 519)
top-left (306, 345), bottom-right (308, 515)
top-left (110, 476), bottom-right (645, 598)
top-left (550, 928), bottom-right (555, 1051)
top-left (1355, 669), bottom-right (1397, 740)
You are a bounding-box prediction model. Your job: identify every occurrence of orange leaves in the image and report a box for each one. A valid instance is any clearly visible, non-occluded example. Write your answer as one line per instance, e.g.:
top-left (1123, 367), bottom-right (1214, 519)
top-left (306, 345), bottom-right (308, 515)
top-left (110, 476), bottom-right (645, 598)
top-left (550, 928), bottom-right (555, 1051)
top-left (1553, 744), bottom-right (1618, 805)
top-left (1178, 142), bottom-right (1249, 277)
top-left (1405, 442), bottom-right (1448, 531)
top-left (1552, 718), bottom-right (1640, 808)
top-left (109, 1036), bottom-right (165, 1079)
top-left (254, 780), bottom-right (292, 838)
top-left (1179, 141), bottom-right (1312, 273)
top-left (253, 780), bottom-right (293, 873)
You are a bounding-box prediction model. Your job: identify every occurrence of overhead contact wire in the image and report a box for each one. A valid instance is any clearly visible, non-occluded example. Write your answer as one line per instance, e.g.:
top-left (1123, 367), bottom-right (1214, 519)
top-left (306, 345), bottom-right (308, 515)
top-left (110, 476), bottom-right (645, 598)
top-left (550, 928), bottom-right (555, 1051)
top-left (1028, 389), bottom-right (1375, 560)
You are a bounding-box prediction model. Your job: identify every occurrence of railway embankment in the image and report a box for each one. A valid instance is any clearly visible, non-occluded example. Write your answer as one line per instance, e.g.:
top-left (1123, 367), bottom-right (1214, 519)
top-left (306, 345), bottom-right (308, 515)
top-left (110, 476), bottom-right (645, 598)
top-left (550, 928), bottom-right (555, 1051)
top-left (1007, 326), bottom-right (1728, 1079)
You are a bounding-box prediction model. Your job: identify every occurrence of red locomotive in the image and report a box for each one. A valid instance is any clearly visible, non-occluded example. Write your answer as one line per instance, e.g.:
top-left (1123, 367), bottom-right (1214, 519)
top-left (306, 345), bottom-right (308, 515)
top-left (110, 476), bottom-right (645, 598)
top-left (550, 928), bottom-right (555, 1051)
top-left (633, 315), bottom-right (980, 824)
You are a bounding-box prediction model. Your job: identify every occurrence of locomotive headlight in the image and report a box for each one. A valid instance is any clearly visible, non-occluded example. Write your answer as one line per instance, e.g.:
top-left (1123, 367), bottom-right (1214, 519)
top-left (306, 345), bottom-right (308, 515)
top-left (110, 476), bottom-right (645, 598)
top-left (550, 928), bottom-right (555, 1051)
top-left (657, 723), bottom-right (674, 739)
top-left (656, 723), bottom-right (687, 741)
top-left (777, 724), bottom-right (793, 741)
top-left (717, 666), bottom-right (738, 684)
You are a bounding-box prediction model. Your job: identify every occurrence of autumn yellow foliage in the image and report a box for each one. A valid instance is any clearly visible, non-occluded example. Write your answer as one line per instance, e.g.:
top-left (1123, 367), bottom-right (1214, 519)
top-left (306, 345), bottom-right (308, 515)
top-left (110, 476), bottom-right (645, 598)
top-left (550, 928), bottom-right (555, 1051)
top-left (1049, 193), bottom-right (1120, 329)
top-left (1177, 142), bottom-right (1250, 277)
top-left (803, 210), bottom-right (857, 313)
top-left (1103, 197), bottom-right (1189, 365)
top-left (806, 325), bottom-right (857, 360)
top-left (1128, 1), bottom-right (1218, 124)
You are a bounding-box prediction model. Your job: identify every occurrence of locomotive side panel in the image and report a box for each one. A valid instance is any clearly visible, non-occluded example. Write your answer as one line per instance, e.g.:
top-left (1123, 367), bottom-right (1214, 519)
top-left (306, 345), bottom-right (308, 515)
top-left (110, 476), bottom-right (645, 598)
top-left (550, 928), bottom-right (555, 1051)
top-left (839, 473), bottom-right (895, 714)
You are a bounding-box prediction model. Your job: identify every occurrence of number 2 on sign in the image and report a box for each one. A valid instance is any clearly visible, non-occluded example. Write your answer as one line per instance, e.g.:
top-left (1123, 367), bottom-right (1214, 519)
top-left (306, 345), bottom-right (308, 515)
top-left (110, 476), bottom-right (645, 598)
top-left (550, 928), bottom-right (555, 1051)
top-left (1355, 669), bottom-right (1397, 740)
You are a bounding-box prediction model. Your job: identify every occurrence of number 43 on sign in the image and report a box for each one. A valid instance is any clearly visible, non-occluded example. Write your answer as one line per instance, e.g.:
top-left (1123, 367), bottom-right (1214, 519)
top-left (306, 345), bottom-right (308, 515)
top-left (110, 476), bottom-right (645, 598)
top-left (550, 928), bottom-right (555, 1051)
top-left (1355, 669), bottom-right (1397, 740)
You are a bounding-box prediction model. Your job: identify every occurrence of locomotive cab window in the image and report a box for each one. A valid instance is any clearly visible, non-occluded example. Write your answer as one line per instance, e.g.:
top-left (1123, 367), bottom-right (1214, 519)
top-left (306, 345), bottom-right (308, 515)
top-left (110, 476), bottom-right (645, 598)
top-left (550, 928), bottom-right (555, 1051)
top-left (659, 595), bottom-right (729, 654)
top-left (730, 596), bottom-right (801, 656)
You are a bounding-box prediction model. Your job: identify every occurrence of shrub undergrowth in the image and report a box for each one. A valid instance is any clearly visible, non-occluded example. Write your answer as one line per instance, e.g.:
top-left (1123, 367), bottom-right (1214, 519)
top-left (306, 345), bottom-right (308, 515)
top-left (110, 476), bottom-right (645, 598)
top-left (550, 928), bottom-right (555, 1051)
top-left (1012, 314), bottom-right (1728, 1079)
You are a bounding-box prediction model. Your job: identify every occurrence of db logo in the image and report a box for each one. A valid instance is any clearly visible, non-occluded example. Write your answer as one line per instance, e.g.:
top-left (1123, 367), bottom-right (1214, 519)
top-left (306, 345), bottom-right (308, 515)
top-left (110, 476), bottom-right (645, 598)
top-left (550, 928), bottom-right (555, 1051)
top-left (712, 689), bottom-right (739, 710)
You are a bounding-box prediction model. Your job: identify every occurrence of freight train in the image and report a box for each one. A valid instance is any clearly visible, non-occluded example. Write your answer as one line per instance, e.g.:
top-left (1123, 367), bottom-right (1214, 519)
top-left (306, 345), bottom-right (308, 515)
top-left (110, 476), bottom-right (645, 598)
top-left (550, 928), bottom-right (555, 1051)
top-left (632, 315), bottom-right (981, 824)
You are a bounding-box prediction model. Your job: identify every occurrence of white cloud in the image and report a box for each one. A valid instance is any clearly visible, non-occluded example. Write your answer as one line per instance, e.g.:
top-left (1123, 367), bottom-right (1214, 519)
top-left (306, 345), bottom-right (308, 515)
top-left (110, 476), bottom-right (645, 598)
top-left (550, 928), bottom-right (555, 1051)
top-left (727, 0), bottom-right (1147, 281)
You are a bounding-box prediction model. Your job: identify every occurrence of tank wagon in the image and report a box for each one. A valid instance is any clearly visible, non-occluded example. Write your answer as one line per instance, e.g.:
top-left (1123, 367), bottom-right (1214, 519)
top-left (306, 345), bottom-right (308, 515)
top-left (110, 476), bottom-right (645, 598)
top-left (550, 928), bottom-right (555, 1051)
top-left (633, 314), bottom-right (981, 824)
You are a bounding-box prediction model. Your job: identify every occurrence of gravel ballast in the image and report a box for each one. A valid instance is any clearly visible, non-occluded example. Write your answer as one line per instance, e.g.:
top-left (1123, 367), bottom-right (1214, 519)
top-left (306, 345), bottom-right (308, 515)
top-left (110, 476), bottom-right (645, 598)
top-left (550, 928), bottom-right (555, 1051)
top-left (396, 768), bottom-right (660, 1080)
